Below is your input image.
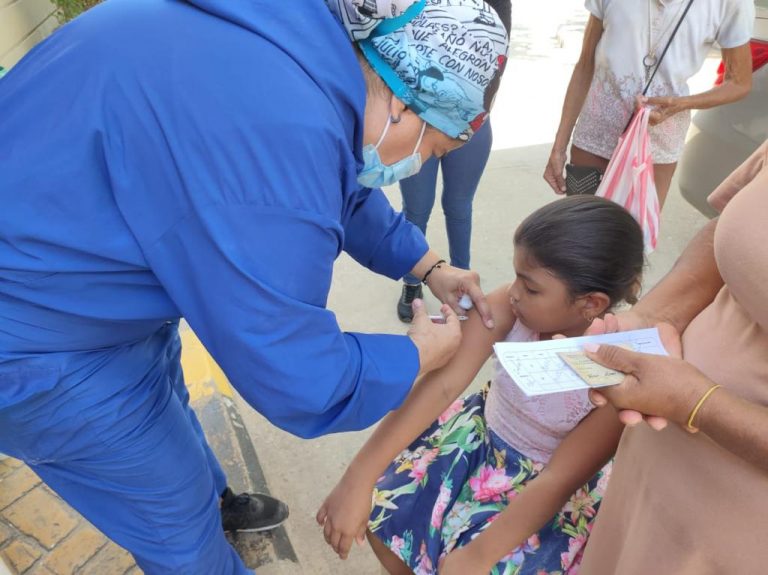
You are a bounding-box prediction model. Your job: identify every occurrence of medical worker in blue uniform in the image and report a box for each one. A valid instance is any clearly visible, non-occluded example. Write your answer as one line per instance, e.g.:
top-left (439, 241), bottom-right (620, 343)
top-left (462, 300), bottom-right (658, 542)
top-left (0, 0), bottom-right (508, 572)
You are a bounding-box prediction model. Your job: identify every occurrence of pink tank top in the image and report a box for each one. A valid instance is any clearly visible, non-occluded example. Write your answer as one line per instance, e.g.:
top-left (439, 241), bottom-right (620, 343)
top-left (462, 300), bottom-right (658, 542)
top-left (485, 321), bottom-right (595, 464)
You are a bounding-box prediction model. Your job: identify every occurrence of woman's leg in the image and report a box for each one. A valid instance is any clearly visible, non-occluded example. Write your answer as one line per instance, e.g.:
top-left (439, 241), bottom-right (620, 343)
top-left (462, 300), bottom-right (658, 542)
top-left (0, 328), bottom-right (249, 575)
top-left (397, 159), bottom-right (440, 321)
top-left (652, 162), bottom-right (677, 208)
top-left (572, 145), bottom-right (677, 208)
top-left (440, 121), bottom-right (493, 270)
top-left (368, 530), bottom-right (413, 575)
top-left (569, 144), bottom-right (610, 171)
top-left (399, 157), bottom-right (440, 285)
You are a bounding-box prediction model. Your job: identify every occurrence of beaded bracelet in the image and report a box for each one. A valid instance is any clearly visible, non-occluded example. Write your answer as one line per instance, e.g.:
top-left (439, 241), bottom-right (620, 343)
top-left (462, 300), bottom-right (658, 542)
top-left (421, 259), bottom-right (446, 285)
top-left (686, 384), bottom-right (722, 433)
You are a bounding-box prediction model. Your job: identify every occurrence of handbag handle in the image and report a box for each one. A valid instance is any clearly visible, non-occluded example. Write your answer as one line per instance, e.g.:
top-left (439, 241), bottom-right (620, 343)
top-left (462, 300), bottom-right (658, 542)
top-left (642, 0), bottom-right (696, 96)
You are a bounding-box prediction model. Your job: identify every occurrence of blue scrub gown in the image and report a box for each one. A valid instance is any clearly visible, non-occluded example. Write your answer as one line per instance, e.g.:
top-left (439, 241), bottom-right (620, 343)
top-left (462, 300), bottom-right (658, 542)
top-left (0, 0), bottom-right (428, 572)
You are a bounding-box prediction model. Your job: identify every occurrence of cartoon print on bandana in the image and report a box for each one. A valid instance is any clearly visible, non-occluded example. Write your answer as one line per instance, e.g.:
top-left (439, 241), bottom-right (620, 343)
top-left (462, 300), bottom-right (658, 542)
top-left (416, 67), bottom-right (472, 121)
top-left (368, 5), bottom-right (507, 137)
top-left (358, 0), bottom-right (380, 15)
top-left (326, 0), bottom-right (509, 140)
top-left (326, 0), bottom-right (421, 40)
top-left (472, 4), bottom-right (496, 26)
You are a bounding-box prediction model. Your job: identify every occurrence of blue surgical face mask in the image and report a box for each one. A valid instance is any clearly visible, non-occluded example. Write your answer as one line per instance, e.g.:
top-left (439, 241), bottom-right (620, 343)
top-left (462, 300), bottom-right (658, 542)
top-left (357, 116), bottom-right (427, 188)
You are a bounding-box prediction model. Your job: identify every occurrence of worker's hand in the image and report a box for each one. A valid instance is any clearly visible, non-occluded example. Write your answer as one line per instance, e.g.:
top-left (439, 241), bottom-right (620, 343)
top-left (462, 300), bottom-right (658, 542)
top-left (584, 340), bottom-right (710, 429)
top-left (316, 471), bottom-right (372, 560)
top-left (424, 265), bottom-right (494, 328)
top-left (408, 301), bottom-right (462, 377)
top-left (543, 146), bottom-right (568, 194)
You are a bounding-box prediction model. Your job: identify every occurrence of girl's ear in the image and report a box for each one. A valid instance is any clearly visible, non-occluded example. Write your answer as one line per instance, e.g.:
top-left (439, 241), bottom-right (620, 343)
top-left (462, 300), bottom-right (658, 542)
top-left (579, 292), bottom-right (611, 321)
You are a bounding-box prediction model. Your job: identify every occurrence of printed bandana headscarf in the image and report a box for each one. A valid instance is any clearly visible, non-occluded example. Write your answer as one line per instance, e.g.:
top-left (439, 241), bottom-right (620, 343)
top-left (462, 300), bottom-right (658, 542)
top-left (327, 0), bottom-right (509, 141)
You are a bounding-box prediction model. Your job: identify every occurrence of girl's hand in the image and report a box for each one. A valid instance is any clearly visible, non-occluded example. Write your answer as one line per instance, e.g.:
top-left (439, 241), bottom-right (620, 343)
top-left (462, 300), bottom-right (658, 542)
top-left (584, 342), bottom-right (712, 429)
top-left (315, 472), bottom-right (374, 560)
top-left (543, 147), bottom-right (568, 194)
top-left (438, 544), bottom-right (493, 575)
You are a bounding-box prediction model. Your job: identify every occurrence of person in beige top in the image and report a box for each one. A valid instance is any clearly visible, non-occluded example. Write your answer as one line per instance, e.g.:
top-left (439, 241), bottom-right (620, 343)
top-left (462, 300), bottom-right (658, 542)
top-left (574, 139), bottom-right (768, 574)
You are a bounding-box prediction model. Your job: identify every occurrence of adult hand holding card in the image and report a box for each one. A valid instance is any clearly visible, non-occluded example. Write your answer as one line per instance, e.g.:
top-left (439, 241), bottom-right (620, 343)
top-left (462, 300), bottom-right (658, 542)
top-left (557, 344), bottom-right (634, 387)
top-left (493, 329), bottom-right (668, 396)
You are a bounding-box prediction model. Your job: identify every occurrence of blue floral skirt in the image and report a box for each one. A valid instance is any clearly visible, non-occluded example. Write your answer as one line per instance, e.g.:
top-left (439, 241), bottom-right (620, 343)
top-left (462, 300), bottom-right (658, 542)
top-left (368, 388), bottom-right (611, 575)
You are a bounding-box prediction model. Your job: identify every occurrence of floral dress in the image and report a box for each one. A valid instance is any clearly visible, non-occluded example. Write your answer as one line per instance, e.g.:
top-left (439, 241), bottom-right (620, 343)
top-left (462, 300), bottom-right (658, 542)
top-left (369, 323), bottom-right (611, 575)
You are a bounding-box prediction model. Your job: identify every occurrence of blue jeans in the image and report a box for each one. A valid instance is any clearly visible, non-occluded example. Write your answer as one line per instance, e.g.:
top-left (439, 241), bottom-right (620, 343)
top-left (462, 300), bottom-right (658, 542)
top-left (401, 121), bottom-right (492, 285)
top-left (0, 323), bottom-right (250, 574)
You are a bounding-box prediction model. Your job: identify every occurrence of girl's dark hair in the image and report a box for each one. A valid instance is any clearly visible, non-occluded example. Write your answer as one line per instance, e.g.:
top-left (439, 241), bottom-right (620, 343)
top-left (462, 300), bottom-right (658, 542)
top-left (514, 196), bottom-right (644, 306)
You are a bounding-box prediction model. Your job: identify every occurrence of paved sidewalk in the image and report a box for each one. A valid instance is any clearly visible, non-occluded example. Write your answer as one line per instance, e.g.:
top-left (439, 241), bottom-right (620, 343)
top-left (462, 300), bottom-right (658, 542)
top-left (0, 326), bottom-right (296, 575)
top-left (0, 456), bottom-right (139, 575)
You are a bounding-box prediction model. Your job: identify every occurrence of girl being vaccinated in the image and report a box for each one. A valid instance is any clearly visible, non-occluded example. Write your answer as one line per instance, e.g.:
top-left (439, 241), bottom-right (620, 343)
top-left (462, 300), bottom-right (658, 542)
top-left (318, 196), bottom-right (647, 574)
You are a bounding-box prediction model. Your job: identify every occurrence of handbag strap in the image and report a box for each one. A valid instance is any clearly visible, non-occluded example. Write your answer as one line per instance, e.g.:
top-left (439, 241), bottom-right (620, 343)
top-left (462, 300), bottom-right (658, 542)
top-left (621, 0), bottom-right (696, 133)
top-left (642, 0), bottom-right (696, 96)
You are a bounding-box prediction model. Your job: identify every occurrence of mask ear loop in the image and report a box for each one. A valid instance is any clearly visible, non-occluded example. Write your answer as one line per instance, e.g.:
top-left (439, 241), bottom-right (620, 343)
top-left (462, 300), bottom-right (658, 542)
top-left (374, 114), bottom-right (393, 150)
top-left (412, 121), bottom-right (427, 154)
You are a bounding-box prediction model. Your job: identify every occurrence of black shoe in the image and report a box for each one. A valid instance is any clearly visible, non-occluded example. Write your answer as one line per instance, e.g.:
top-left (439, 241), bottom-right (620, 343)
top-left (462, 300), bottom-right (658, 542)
top-left (220, 487), bottom-right (289, 533)
top-left (397, 283), bottom-right (423, 323)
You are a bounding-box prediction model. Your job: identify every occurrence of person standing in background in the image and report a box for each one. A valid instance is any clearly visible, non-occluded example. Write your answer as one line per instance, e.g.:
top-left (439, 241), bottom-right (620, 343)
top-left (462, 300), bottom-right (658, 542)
top-left (543, 0), bottom-right (753, 205)
top-left (397, 0), bottom-right (512, 322)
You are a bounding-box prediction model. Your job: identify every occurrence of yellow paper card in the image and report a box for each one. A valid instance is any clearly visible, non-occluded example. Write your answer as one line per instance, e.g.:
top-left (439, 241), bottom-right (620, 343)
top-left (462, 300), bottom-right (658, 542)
top-left (557, 344), bottom-right (632, 387)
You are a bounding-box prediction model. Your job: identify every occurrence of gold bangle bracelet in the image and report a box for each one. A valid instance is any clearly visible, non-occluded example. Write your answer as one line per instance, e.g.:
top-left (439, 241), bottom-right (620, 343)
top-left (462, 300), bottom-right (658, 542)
top-left (686, 384), bottom-right (722, 433)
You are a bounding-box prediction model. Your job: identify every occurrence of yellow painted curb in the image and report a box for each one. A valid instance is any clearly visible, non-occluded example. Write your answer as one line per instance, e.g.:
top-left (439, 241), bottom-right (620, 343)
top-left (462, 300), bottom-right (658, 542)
top-left (179, 327), bottom-right (233, 403)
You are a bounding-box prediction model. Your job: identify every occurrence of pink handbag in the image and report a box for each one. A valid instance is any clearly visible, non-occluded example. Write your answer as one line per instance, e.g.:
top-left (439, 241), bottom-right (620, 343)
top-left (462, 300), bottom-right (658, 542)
top-left (592, 0), bottom-right (694, 253)
top-left (596, 106), bottom-right (660, 253)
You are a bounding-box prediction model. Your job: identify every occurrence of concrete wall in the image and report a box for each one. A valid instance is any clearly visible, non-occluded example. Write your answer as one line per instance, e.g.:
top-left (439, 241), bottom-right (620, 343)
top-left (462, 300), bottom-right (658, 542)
top-left (0, 0), bottom-right (57, 68)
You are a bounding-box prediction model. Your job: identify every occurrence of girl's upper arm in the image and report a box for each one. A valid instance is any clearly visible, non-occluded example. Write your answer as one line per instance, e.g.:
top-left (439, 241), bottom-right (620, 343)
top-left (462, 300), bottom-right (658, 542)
top-left (439, 284), bottom-right (518, 393)
top-left (541, 404), bottom-right (623, 495)
top-left (342, 284), bottom-right (518, 481)
top-left (445, 284), bottom-right (516, 369)
top-left (462, 284), bottom-right (517, 348)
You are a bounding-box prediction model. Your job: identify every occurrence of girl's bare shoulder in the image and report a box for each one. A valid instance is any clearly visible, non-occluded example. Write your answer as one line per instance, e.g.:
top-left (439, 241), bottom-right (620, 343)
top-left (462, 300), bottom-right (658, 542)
top-left (485, 283), bottom-right (517, 338)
